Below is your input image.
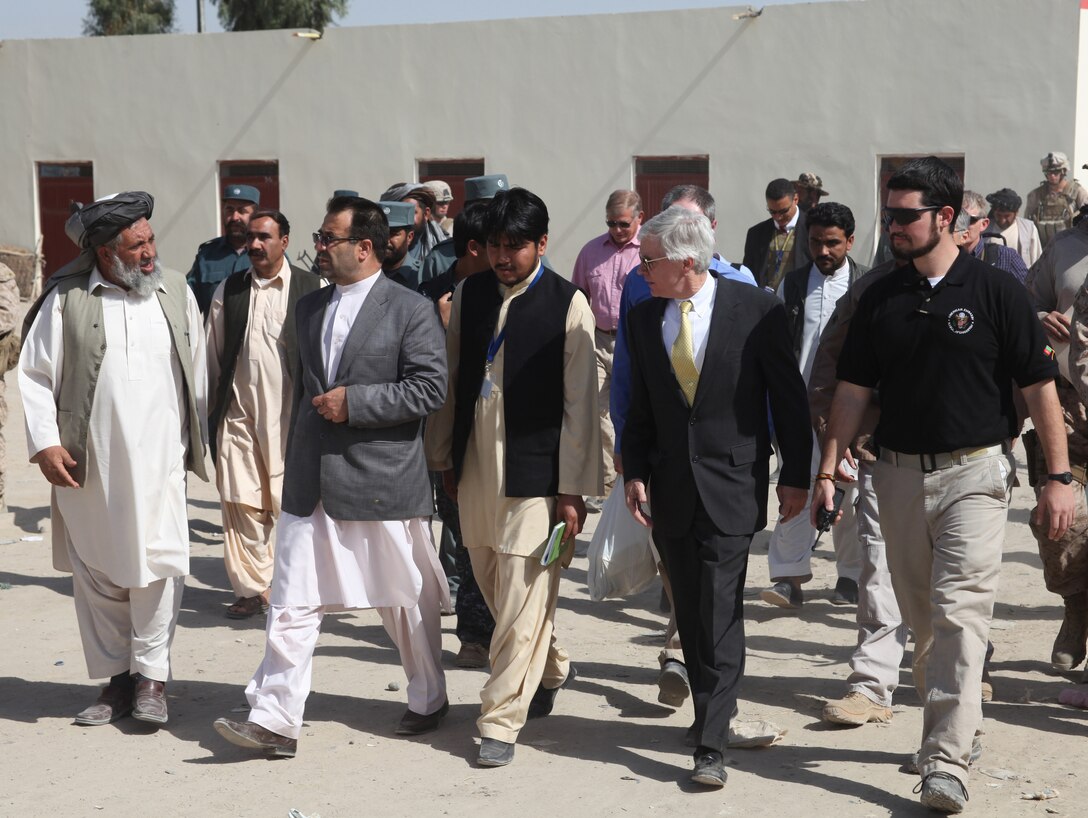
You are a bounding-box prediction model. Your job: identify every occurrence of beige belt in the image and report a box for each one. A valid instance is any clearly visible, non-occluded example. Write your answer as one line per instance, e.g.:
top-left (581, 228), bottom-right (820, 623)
top-left (878, 441), bottom-right (1011, 473)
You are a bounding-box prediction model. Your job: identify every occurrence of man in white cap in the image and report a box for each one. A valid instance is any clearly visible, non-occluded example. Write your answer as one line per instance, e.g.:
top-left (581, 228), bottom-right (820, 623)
top-left (20, 191), bottom-right (208, 728)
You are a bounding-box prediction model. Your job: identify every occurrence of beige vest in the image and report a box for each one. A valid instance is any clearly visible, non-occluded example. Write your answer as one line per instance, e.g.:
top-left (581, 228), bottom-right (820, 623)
top-left (51, 267), bottom-right (208, 485)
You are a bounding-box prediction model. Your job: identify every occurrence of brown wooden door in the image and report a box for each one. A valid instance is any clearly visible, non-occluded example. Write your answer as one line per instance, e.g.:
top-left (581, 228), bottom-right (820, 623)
top-left (635, 156), bottom-right (710, 219)
top-left (220, 160), bottom-right (280, 211)
top-left (38, 162), bottom-right (94, 280)
top-left (419, 159), bottom-right (486, 220)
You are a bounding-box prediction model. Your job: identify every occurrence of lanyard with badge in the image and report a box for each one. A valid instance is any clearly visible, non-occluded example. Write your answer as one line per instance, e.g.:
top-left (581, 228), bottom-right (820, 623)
top-left (481, 265), bottom-right (544, 398)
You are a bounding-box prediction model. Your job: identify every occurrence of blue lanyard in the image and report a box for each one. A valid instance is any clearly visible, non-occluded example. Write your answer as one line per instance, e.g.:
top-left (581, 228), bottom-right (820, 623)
top-left (486, 264), bottom-right (544, 364)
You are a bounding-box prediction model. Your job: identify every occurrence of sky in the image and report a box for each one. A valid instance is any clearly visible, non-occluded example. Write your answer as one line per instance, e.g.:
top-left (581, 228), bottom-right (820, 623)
top-left (1, 0), bottom-right (816, 39)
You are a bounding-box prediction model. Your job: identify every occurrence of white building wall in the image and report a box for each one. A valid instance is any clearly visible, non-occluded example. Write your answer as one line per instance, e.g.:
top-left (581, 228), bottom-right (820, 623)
top-left (0, 0), bottom-right (1080, 276)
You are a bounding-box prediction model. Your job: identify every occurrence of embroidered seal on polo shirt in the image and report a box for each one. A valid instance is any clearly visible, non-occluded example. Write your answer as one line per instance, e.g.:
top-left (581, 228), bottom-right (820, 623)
top-left (948, 308), bottom-right (975, 334)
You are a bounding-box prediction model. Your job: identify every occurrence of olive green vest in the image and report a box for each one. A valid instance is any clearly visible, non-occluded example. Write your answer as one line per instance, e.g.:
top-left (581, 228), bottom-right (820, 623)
top-left (42, 266), bottom-right (208, 486)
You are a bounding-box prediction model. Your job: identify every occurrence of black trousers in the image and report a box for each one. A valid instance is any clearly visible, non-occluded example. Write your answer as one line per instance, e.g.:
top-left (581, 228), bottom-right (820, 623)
top-left (654, 497), bottom-right (752, 753)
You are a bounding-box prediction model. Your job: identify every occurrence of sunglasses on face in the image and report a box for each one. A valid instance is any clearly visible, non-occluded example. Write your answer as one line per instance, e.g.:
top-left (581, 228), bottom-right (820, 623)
top-left (606, 220), bottom-right (633, 229)
top-left (312, 231), bottom-right (361, 248)
top-left (880, 206), bottom-right (941, 229)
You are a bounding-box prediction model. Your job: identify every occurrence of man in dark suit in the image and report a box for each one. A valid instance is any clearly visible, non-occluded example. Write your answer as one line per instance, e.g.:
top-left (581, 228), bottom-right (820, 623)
top-left (214, 196), bottom-right (450, 758)
top-left (742, 177), bottom-right (811, 291)
top-left (622, 206), bottom-right (812, 787)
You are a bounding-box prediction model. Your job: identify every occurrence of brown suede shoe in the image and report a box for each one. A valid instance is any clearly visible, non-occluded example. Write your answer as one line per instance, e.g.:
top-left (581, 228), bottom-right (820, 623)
top-left (132, 676), bottom-right (168, 724)
top-left (74, 677), bottom-right (134, 726)
top-left (214, 718), bottom-right (297, 757)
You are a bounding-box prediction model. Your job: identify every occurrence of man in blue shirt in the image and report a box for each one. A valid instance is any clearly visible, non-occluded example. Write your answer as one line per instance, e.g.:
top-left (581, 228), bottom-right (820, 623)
top-left (611, 184), bottom-right (756, 713)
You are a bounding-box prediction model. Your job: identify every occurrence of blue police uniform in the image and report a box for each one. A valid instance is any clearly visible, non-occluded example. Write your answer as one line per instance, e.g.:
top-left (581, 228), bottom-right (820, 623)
top-left (187, 236), bottom-right (252, 316)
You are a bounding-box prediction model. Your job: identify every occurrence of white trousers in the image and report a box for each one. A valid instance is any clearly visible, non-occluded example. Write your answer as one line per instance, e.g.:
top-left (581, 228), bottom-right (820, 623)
top-left (246, 567), bottom-right (447, 740)
top-left (844, 464), bottom-right (908, 706)
top-left (68, 541), bottom-right (183, 682)
top-left (768, 443), bottom-right (862, 582)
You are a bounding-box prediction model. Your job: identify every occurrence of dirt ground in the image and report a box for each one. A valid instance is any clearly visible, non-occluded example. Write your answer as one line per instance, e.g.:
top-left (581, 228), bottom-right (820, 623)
top-left (2, 363), bottom-right (1087, 818)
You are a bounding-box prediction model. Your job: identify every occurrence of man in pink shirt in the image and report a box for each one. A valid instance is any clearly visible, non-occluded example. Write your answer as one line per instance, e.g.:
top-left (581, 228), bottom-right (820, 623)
top-left (572, 190), bottom-right (644, 504)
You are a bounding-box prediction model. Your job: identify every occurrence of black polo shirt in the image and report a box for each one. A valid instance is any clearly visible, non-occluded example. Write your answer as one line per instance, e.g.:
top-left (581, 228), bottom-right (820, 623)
top-left (837, 250), bottom-right (1057, 454)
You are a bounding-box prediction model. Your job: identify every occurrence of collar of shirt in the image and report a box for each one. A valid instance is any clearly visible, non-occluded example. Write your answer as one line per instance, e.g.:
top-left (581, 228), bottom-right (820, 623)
top-left (251, 256), bottom-right (289, 290)
top-left (671, 271), bottom-right (716, 315)
top-left (604, 232), bottom-right (640, 250)
top-left (499, 261), bottom-right (543, 299)
top-left (88, 265), bottom-right (167, 296)
top-left (810, 257), bottom-right (850, 278)
top-left (335, 271), bottom-right (380, 298)
top-left (779, 209), bottom-right (800, 232)
top-left (899, 250), bottom-right (970, 291)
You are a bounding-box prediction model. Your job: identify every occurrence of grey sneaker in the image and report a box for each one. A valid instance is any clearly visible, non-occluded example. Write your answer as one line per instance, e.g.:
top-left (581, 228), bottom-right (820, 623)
top-left (761, 581), bottom-right (803, 609)
top-left (915, 771), bottom-right (968, 813)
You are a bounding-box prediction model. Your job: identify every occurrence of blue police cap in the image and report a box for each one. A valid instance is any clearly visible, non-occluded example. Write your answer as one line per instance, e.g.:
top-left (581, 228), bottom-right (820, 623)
top-left (222, 184), bottom-right (260, 205)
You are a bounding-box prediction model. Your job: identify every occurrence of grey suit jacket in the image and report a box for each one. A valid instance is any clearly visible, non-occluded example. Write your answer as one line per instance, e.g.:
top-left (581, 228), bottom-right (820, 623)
top-left (281, 272), bottom-right (448, 520)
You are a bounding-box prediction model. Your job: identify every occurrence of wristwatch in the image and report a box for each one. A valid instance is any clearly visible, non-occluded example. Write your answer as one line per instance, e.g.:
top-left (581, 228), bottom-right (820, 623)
top-left (1046, 472), bottom-right (1075, 485)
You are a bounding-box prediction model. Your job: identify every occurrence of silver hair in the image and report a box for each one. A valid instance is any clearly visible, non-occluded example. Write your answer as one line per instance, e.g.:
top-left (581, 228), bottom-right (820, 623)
top-left (639, 206), bottom-right (714, 271)
top-left (961, 190), bottom-right (988, 216)
top-left (109, 253), bottom-right (163, 298)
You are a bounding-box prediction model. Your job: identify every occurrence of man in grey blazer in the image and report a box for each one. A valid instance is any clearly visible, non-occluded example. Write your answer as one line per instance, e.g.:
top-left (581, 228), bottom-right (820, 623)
top-left (215, 196), bottom-right (451, 758)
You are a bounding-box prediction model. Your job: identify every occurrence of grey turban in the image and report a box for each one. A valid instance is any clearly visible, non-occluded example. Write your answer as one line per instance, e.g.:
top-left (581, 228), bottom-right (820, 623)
top-left (378, 182), bottom-right (422, 202)
top-left (65, 191), bottom-right (155, 249)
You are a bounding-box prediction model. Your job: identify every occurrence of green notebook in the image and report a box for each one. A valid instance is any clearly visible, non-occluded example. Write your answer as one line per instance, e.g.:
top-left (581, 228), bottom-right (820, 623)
top-left (539, 522), bottom-right (568, 566)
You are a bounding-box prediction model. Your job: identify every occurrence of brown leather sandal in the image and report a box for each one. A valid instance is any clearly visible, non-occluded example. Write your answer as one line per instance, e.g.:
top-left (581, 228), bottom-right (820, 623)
top-left (226, 595), bottom-right (269, 619)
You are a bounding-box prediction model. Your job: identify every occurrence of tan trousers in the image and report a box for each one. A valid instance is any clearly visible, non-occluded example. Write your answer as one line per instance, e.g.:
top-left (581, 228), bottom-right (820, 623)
top-left (468, 546), bottom-right (570, 743)
top-left (873, 451), bottom-right (1012, 785)
top-left (223, 501), bottom-right (275, 598)
top-left (656, 558), bottom-right (684, 666)
top-left (595, 328), bottom-right (617, 494)
top-left (68, 541), bottom-right (183, 682)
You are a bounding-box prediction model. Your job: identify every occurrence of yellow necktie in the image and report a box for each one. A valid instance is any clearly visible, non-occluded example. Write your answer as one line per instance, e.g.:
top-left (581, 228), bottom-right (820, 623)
top-left (671, 300), bottom-right (699, 406)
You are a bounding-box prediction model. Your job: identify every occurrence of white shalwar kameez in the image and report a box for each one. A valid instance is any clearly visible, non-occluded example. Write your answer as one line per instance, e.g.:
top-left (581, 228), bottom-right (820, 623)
top-left (245, 274), bottom-right (449, 740)
top-left (19, 269), bottom-right (206, 681)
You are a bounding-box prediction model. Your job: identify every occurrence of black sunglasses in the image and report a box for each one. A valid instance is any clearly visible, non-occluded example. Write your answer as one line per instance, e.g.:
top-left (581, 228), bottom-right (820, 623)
top-left (606, 220), bottom-right (633, 229)
top-left (881, 206), bottom-right (941, 229)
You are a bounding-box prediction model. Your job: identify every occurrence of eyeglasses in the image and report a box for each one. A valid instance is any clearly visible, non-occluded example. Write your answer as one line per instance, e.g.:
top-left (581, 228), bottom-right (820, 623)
top-left (312, 231), bottom-right (361, 248)
top-left (880, 206), bottom-right (941, 229)
top-left (767, 206), bottom-right (793, 218)
top-left (1045, 170), bottom-right (1065, 177)
top-left (966, 213), bottom-right (986, 225)
top-left (606, 220), bottom-right (633, 229)
top-left (639, 255), bottom-right (670, 272)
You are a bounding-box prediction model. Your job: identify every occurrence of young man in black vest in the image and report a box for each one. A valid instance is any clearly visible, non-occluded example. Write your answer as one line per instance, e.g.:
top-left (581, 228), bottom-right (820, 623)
top-left (426, 187), bottom-right (601, 767)
top-left (206, 210), bottom-right (322, 618)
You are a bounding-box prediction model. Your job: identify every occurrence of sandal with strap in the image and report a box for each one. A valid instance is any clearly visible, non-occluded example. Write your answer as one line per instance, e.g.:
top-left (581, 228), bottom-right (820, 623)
top-left (226, 595), bottom-right (269, 619)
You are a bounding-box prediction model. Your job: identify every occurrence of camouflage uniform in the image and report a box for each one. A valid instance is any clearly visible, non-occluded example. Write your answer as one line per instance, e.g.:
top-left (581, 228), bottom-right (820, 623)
top-left (1030, 246), bottom-right (1088, 672)
top-left (0, 263), bottom-right (21, 508)
top-left (1026, 179), bottom-right (1088, 248)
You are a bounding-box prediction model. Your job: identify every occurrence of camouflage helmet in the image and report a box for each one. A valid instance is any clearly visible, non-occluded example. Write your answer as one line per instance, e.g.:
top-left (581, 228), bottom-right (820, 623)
top-left (1041, 152), bottom-right (1070, 173)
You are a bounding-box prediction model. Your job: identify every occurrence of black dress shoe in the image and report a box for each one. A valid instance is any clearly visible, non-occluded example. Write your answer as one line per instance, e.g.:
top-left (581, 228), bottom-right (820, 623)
top-left (691, 749), bottom-right (727, 788)
top-left (832, 577), bottom-right (859, 606)
top-left (395, 699), bottom-right (450, 735)
top-left (527, 665), bottom-right (577, 719)
top-left (478, 738), bottom-right (515, 767)
top-left (214, 718), bottom-right (297, 757)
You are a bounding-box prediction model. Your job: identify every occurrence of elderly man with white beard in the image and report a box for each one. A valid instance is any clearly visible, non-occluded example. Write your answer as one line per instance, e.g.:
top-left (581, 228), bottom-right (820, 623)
top-left (19, 192), bottom-right (208, 728)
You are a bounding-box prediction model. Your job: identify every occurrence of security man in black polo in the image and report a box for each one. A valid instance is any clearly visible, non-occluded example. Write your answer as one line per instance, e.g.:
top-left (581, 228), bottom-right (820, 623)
top-left (812, 157), bottom-right (1074, 815)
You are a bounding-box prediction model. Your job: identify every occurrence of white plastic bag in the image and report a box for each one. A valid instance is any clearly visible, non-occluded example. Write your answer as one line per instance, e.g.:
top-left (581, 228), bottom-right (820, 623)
top-left (587, 482), bottom-right (657, 601)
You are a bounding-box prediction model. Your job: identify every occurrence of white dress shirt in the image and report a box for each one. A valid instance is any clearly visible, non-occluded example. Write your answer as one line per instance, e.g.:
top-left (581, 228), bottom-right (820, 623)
top-left (662, 273), bottom-right (717, 372)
